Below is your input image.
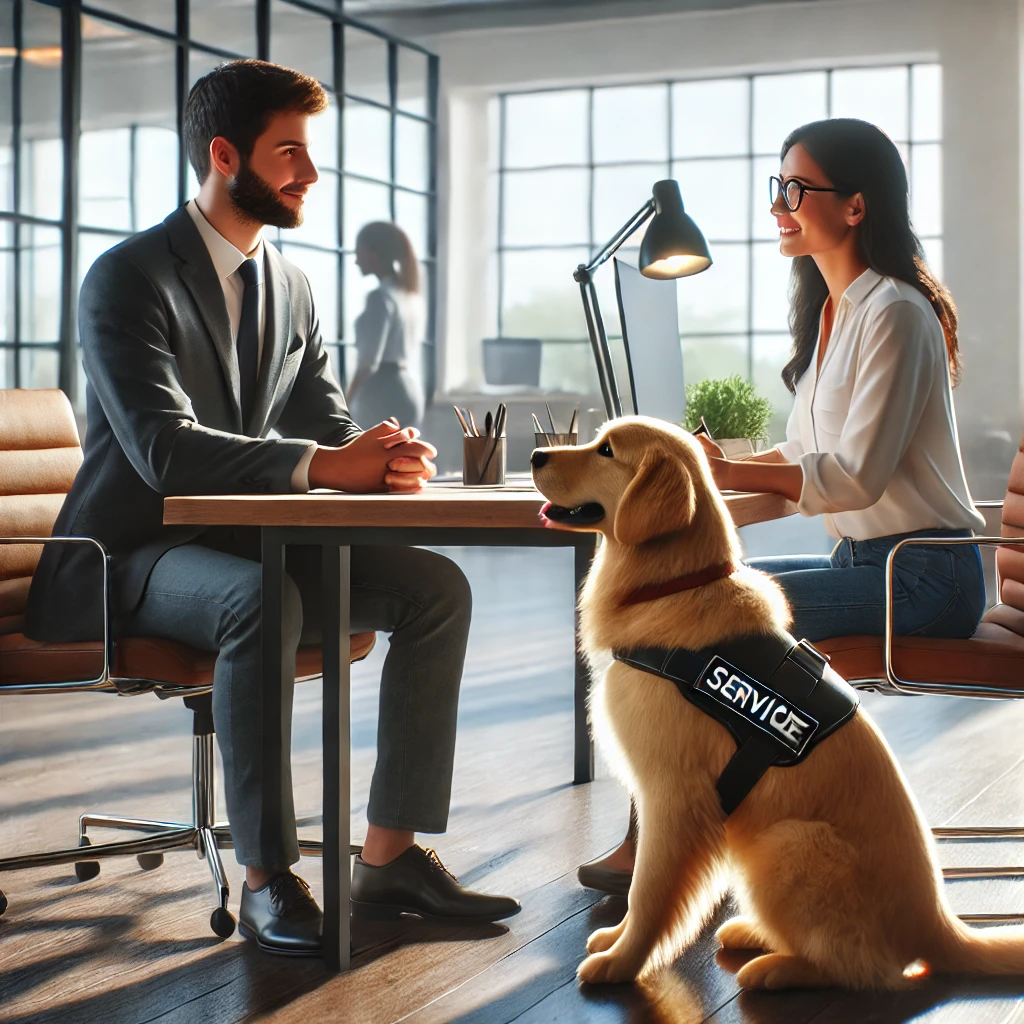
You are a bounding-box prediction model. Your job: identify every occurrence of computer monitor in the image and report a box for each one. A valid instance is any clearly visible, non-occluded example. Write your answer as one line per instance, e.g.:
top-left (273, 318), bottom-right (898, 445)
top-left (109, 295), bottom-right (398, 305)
top-left (613, 257), bottom-right (686, 424)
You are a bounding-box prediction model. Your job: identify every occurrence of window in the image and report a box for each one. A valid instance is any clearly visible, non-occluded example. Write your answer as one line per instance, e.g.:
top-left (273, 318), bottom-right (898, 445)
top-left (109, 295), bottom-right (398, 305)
top-left (0, 0), bottom-right (64, 391)
top-left (0, 0), bottom-right (437, 407)
top-left (493, 64), bottom-right (942, 437)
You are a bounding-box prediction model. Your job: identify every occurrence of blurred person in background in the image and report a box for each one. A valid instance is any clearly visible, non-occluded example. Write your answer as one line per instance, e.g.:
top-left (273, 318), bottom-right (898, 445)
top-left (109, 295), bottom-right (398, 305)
top-left (347, 221), bottom-right (426, 430)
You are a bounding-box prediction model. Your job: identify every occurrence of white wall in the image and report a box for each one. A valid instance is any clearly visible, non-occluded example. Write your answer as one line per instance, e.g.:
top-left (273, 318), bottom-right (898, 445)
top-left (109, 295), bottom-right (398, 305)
top-left (383, 0), bottom-right (1022, 498)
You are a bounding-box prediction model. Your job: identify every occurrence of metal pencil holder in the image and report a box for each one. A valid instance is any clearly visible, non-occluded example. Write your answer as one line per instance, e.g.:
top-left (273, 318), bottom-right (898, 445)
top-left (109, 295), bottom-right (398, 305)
top-left (534, 433), bottom-right (578, 449)
top-left (463, 435), bottom-right (506, 486)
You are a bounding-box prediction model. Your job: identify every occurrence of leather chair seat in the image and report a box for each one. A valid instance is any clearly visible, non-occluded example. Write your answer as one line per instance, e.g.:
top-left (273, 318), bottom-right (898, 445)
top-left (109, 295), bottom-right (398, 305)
top-left (0, 631), bottom-right (377, 688)
top-left (817, 617), bottom-right (1024, 694)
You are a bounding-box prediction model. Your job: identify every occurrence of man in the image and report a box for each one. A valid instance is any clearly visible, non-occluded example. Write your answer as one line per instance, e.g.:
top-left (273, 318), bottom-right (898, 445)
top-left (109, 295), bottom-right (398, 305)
top-left (25, 59), bottom-right (519, 955)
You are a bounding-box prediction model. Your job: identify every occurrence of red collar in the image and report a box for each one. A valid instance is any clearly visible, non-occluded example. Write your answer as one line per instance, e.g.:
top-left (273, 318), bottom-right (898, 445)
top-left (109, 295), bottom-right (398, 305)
top-left (620, 560), bottom-right (737, 607)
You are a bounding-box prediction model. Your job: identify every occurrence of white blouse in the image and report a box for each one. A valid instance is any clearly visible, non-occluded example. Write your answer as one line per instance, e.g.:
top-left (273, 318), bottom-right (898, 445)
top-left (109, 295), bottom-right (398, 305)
top-left (775, 267), bottom-right (984, 541)
top-left (354, 281), bottom-right (425, 374)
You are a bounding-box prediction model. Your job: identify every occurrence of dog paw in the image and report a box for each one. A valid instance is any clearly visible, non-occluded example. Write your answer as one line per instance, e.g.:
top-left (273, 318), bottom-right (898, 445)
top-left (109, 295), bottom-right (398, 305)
top-left (716, 916), bottom-right (767, 951)
top-left (587, 924), bottom-right (625, 954)
top-left (577, 951), bottom-right (639, 985)
top-left (736, 954), bottom-right (822, 991)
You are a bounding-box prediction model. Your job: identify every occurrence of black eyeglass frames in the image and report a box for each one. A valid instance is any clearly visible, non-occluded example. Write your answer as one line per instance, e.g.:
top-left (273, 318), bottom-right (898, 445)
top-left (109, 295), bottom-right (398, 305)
top-left (769, 175), bottom-right (848, 212)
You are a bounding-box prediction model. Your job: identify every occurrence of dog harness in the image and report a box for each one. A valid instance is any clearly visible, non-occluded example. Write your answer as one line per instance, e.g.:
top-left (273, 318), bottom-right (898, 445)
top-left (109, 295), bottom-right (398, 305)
top-left (614, 631), bottom-right (859, 816)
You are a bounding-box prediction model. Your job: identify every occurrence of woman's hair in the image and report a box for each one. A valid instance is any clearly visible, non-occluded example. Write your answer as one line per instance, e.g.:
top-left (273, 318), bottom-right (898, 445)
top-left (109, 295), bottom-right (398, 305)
top-left (779, 118), bottom-right (960, 393)
top-left (355, 221), bottom-right (420, 293)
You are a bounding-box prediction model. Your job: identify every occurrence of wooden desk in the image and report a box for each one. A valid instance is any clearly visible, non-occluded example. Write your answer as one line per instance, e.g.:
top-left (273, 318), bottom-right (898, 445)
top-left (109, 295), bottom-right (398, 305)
top-left (164, 485), bottom-right (794, 971)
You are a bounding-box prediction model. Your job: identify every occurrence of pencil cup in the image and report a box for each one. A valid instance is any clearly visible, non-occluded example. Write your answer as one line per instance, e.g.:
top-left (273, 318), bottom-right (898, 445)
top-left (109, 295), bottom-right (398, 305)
top-left (463, 435), bottom-right (506, 486)
top-left (534, 433), bottom-right (578, 449)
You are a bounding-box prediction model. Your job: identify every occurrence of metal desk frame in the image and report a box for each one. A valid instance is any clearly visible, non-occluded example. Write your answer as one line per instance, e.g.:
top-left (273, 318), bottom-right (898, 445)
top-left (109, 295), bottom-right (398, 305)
top-left (259, 525), bottom-right (598, 972)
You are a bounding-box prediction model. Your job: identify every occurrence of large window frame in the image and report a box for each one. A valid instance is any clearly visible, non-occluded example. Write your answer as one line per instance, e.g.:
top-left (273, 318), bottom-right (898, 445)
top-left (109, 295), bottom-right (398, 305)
top-left (493, 63), bottom-right (942, 424)
top-left (0, 0), bottom-right (439, 404)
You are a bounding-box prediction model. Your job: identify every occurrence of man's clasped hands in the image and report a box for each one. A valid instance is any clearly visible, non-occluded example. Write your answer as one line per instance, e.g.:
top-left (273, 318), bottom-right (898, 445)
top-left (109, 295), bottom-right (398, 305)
top-left (308, 418), bottom-right (438, 494)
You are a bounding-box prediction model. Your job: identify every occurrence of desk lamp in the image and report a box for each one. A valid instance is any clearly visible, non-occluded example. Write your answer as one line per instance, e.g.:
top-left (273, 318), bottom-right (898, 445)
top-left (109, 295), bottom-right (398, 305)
top-left (573, 179), bottom-right (712, 418)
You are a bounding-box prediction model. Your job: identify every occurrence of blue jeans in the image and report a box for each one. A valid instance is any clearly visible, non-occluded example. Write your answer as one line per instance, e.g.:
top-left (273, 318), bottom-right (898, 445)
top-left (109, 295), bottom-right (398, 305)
top-left (745, 528), bottom-right (986, 643)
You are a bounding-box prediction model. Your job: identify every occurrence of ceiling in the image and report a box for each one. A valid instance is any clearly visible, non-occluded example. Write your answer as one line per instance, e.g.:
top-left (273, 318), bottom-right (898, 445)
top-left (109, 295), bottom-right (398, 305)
top-left (345, 0), bottom-right (826, 34)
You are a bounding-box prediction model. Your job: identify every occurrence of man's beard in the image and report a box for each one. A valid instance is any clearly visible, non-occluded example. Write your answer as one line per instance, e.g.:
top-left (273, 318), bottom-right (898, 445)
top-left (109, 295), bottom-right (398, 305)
top-left (227, 158), bottom-right (304, 230)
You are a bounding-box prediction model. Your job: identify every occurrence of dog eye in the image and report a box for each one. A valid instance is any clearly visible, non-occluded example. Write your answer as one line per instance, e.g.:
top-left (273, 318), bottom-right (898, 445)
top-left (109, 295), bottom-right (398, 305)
top-left (597, 442), bottom-right (613, 458)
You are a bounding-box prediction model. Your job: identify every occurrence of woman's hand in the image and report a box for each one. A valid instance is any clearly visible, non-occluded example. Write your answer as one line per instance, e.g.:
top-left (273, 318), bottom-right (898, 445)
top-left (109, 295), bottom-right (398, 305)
top-left (693, 433), bottom-right (725, 460)
top-left (693, 433), bottom-right (732, 491)
top-left (308, 418), bottom-right (437, 493)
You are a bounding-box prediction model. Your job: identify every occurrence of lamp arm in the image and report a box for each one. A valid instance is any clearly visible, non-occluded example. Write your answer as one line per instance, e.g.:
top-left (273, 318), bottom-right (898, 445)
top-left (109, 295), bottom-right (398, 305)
top-left (579, 278), bottom-right (620, 420)
top-left (575, 199), bottom-right (655, 280)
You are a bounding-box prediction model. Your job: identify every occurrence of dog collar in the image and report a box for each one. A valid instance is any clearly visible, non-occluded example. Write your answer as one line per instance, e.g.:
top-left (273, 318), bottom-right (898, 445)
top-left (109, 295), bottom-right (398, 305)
top-left (620, 560), bottom-right (738, 607)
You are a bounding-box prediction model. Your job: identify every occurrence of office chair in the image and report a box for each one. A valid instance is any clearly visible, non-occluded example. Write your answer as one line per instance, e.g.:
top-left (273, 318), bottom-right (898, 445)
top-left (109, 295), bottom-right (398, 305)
top-left (0, 388), bottom-right (375, 937)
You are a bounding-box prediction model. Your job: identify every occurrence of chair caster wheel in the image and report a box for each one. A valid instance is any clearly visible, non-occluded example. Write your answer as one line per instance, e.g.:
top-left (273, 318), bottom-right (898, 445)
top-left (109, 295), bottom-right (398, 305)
top-left (210, 907), bottom-right (236, 938)
top-left (137, 853), bottom-right (164, 871)
top-left (75, 835), bottom-right (100, 883)
top-left (0, 890), bottom-right (7, 917)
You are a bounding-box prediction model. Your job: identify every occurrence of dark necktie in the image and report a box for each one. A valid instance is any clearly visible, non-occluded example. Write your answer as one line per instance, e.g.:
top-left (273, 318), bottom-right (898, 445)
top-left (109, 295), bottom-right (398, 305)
top-left (236, 257), bottom-right (260, 426)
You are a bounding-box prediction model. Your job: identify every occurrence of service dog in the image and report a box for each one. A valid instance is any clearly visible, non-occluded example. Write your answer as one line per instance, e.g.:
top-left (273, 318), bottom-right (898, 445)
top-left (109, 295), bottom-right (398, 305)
top-left (531, 416), bottom-right (1024, 991)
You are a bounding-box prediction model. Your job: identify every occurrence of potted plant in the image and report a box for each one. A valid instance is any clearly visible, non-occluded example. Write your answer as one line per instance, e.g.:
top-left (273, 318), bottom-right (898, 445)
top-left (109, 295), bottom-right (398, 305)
top-left (682, 374), bottom-right (773, 459)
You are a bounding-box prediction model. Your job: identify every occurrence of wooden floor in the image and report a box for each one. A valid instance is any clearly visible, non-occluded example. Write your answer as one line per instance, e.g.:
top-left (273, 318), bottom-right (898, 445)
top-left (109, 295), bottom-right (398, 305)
top-left (3, 546), bottom-right (1024, 1023)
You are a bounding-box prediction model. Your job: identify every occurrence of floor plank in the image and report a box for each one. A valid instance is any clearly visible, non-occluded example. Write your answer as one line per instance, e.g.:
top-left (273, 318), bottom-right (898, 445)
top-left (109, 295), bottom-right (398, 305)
top-left (3, 547), bottom-right (1024, 1023)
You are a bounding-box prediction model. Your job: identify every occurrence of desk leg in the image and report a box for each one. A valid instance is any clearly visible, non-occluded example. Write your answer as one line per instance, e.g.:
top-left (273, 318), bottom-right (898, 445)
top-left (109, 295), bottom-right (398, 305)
top-left (573, 536), bottom-right (596, 784)
top-left (321, 545), bottom-right (352, 973)
top-left (260, 527), bottom-right (285, 866)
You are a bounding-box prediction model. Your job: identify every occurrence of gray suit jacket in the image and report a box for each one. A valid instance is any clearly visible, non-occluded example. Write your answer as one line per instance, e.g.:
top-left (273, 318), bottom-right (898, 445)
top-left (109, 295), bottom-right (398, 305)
top-left (25, 206), bottom-right (361, 642)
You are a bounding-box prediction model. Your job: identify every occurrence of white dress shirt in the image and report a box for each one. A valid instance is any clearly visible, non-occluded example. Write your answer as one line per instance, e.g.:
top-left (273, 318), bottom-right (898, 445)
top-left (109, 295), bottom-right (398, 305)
top-left (775, 267), bottom-right (984, 540)
top-left (185, 200), bottom-right (315, 491)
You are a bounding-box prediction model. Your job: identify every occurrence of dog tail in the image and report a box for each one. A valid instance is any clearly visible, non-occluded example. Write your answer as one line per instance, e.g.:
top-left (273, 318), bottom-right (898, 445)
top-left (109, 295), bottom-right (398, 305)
top-left (926, 913), bottom-right (1024, 976)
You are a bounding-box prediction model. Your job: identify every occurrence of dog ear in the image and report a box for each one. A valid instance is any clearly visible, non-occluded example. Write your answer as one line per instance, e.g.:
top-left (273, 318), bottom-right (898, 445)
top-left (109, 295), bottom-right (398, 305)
top-left (613, 452), bottom-right (696, 546)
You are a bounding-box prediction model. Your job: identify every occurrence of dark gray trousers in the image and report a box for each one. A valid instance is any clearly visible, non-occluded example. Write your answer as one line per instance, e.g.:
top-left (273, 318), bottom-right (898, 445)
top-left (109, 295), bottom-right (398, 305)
top-left (123, 530), bottom-right (471, 870)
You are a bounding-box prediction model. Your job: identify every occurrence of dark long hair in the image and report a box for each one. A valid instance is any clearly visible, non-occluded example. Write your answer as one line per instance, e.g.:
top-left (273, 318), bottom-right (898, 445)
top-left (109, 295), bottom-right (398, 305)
top-left (355, 221), bottom-right (420, 293)
top-left (779, 118), bottom-right (959, 393)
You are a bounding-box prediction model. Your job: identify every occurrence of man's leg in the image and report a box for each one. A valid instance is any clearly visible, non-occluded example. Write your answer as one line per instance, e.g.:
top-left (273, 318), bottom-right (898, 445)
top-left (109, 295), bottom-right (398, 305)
top-left (123, 543), bottom-right (304, 875)
top-left (287, 543), bottom-right (520, 922)
top-left (287, 544), bottom-right (469, 854)
top-left (125, 541), bottom-right (327, 954)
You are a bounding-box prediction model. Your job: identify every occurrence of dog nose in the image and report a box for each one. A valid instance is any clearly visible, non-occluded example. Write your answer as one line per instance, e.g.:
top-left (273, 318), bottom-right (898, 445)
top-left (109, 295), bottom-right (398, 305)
top-left (531, 450), bottom-right (549, 470)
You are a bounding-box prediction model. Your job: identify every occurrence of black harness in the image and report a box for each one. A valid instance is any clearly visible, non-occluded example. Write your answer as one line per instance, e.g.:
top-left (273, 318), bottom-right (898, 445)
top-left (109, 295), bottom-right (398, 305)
top-left (614, 631), bottom-right (859, 816)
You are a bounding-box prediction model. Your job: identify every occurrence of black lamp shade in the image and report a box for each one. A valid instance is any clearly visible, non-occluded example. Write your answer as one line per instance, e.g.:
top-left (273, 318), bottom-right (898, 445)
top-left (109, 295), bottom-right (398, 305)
top-left (639, 179), bottom-right (712, 280)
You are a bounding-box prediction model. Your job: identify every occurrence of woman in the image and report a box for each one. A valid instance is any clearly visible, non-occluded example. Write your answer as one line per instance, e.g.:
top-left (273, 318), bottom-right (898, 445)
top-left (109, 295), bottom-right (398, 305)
top-left (578, 117), bottom-right (987, 896)
top-left (347, 221), bottom-right (426, 430)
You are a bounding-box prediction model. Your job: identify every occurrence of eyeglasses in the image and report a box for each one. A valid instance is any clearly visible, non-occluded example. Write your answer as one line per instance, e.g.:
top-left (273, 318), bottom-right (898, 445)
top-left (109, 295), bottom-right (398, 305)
top-left (769, 175), bottom-right (848, 212)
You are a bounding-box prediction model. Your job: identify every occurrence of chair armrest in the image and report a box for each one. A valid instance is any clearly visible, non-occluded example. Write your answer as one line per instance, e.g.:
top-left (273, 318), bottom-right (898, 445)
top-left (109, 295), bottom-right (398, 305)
top-left (0, 535), bottom-right (113, 689)
top-left (882, 535), bottom-right (1023, 698)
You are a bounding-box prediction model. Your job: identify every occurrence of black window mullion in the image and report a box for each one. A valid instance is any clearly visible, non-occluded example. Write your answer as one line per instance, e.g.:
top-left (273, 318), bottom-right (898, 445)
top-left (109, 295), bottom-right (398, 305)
top-left (586, 87), bottom-right (594, 261)
top-left (496, 93), bottom-right (506, 339)
top-left (175, 0), bottom-right (187, 207)
top-left (334, 18), bottom-right (345, 384)
top-left (11, 0), bottom-right (22, 384)
top-left (59, 0), bottom-right (81, 399)
top-left (256, 0), bottom-right (270, 62)
top-left (387, 40), bottom-right (397, 223)
top-left (746, 74), bottom-right (754, 384)
top-left (425, 50), bottom-right (439, 399)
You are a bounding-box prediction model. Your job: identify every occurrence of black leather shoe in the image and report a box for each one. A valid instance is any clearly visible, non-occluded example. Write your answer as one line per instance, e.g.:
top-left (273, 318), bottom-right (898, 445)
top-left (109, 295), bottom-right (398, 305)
top-left (577, 855), bottom-right (632, 897)
top-left (351, 845), bottom-right (521, 923)
top-left (238, 872), bottom-right (323, 956)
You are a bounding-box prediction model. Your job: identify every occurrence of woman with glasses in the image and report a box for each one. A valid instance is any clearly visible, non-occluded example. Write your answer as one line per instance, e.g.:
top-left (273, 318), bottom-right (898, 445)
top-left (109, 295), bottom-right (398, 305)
top-left (577, 117), bottom-right (986, 899)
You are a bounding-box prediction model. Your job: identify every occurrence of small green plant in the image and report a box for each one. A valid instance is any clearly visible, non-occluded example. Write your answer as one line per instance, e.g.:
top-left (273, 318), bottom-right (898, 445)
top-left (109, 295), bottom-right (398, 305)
top-left (682, 374), bottom-right (773, 444)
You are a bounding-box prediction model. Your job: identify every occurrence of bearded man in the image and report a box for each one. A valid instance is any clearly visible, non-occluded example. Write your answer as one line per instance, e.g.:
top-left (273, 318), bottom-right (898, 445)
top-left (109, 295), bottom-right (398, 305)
top-left (25, 59), bottom-right (518, 956)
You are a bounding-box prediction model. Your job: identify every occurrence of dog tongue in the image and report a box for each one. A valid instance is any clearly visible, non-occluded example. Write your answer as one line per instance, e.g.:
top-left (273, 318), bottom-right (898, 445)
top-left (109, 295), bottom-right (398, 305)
top-left (539, 501), bottom-right (553, 517)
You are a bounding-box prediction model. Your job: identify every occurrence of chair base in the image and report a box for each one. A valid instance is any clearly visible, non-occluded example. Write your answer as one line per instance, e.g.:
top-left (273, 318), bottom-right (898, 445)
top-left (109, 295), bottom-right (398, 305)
top-left (934, 825), bottom-right (1024, 921)
top-left (0, 771), bottom-right (363, 936)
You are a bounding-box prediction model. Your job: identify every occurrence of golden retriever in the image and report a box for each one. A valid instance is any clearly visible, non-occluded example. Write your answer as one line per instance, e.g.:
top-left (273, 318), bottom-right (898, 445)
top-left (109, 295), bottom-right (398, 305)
top-left (531, 415), bottom-right (1024, 991)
